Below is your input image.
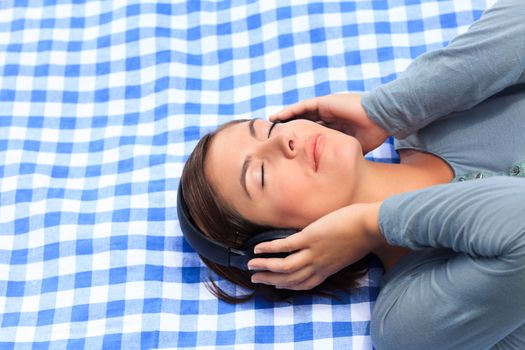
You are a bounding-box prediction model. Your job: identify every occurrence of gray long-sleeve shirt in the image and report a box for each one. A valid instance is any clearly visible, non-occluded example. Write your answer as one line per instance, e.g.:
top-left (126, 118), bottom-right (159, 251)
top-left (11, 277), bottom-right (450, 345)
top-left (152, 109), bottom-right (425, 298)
top-left (359, 0), bottom-right (525, 349)
top-left (374, 178), bottom-right (525, 350)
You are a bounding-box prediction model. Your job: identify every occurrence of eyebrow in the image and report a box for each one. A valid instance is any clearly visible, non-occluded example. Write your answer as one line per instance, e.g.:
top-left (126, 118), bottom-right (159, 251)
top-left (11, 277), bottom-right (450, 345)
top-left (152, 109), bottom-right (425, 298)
top-left (240, 119), bottom-right (258, 199)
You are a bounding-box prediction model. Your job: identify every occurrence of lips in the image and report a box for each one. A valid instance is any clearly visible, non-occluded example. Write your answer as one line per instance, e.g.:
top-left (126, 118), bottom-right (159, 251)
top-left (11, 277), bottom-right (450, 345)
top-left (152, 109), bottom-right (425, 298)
top-left (308, 134), bottom-right (324, 172)
top-left (314, 135), bottom-right (325, 171)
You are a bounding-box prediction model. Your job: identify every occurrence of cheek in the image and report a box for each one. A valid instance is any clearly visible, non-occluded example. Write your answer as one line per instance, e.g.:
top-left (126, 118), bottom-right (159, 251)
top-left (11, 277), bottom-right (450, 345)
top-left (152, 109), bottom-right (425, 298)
top-left (268, 180), bottom-right (314, 227)
top-left (273, 193), bottom-right (297, 215)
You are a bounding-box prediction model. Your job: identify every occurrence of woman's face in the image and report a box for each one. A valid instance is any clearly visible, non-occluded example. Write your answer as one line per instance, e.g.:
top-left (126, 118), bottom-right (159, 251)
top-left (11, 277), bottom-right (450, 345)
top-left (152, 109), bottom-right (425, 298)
top-left (204, 119), bottom-right (364, 228)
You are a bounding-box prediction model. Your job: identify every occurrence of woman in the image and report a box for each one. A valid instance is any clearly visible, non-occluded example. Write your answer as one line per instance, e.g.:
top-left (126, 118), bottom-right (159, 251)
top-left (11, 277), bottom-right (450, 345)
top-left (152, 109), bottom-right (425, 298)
top-left (181, 0), bottom-right (525, 348)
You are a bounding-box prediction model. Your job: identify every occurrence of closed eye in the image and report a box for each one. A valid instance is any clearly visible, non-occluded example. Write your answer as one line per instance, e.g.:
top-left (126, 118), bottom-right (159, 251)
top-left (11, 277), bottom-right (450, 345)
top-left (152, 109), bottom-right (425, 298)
top-left (262, 122), bottom-right (277, 188)
top-left (261, 163), bottom-right (265, 188)
top-left (267, 122), bottom-right (277, 138)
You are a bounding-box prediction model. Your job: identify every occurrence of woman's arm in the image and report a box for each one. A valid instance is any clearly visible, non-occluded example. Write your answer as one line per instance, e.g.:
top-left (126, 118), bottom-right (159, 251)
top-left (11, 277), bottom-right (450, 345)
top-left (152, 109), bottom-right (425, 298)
top-left (362, 0), bottom-right (525, 139)
top-left (373, 176), bottom-right (525, 350)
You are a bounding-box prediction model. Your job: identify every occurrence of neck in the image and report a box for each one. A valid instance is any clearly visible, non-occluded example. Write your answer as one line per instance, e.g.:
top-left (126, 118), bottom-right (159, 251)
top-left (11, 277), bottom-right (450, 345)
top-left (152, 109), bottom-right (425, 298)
top-left (353, 157), bottom-right (451, 271)
top-left (353, 159), bottom-right (446, 203)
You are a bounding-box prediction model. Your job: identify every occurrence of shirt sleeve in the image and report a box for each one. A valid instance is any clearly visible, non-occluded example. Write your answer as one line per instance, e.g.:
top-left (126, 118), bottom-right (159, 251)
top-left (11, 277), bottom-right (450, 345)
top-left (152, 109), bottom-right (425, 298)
top-left (361, 0), bottom-right (525, 139)
top-left (372, 177), bottom-right (525, 350)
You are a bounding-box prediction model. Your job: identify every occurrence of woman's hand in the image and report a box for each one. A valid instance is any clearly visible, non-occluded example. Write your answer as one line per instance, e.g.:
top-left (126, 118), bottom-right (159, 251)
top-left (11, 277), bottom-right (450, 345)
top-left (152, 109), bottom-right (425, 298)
top-left (248, 202), bottom-right (386, 291)
top-left (270, 93), bottom-right (389, 154)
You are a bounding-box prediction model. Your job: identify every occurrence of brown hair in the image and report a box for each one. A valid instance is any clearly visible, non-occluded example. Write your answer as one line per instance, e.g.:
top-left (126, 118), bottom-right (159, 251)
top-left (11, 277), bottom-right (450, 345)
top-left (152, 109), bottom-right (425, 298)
top-left (180, 120), bottom-right (371, 303)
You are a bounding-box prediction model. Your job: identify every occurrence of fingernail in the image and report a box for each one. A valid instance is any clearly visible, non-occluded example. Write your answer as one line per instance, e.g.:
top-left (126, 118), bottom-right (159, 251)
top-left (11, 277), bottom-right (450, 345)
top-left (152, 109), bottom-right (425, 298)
top-left (253, 247), bottom-right (260, 254)
top-left (251, 277), bottom-right (259, 283)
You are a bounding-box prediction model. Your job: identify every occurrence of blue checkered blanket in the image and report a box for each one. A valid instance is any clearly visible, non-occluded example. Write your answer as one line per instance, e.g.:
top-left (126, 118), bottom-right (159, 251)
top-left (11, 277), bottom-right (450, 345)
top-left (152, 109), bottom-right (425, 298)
top-left (0, 0), bottom-right (492, 349)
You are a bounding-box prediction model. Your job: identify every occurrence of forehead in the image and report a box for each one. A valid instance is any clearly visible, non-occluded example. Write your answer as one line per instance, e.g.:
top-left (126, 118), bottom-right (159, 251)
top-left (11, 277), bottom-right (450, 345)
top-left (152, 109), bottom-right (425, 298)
top-left (204, 121), bottom-right (250, 202)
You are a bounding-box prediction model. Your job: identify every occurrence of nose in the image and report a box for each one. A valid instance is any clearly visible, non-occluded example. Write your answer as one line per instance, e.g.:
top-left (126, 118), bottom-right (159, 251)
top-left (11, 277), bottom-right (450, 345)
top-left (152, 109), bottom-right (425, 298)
top-left (256, 133), bottom-right (297, 159)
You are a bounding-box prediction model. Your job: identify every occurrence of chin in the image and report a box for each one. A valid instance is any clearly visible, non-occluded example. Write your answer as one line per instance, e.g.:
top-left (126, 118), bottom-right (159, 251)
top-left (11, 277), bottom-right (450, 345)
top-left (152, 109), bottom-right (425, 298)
top-left (348, 135), bottom-right (364, 153)
top-left (328, 135), bottom-right (362, 168)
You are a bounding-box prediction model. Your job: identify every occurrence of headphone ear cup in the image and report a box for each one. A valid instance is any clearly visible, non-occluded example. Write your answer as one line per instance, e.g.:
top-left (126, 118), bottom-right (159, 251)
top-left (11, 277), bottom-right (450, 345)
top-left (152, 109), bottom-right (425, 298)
top-left (242, 229), bottom-right (297, 251)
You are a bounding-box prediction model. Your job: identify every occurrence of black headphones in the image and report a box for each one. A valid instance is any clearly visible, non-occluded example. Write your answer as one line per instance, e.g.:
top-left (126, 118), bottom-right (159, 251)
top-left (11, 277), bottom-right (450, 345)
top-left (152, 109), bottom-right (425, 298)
top-left (177, 181), bottom-right (297, 271)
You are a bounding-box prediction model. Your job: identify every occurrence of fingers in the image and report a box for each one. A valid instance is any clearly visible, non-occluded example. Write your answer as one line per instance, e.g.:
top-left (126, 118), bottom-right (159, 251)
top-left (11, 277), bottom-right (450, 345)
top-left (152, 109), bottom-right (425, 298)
top-left (269, 98), bottom-right (320, 122)
top-left (250, 251), bottom-right (316, 290)
top-left (249, 248), bottom-right (306, 273)
top-left (250, 262), bottom-right (326, 291)
top-left (253, 232), bottom-right (304, 254)
top-left (290, 276), bottom-right (325, 291)
top-left (248, 246), bottom-right (327, 290)
top-left (251, 267), bottom-right (312, 290)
